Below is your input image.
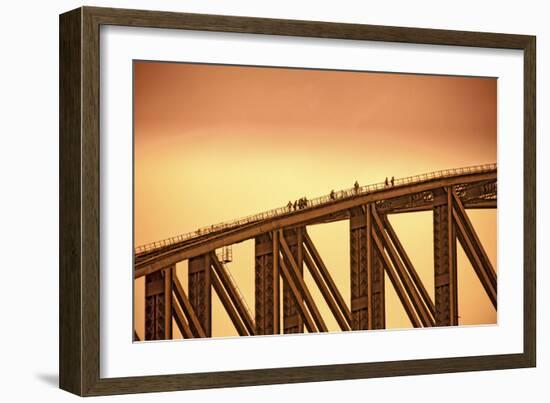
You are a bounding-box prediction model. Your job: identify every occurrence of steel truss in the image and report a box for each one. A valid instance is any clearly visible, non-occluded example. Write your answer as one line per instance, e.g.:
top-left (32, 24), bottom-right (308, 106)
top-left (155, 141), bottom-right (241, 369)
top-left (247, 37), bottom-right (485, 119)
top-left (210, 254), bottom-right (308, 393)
top-left (142, 179), bottom-right (497, 339)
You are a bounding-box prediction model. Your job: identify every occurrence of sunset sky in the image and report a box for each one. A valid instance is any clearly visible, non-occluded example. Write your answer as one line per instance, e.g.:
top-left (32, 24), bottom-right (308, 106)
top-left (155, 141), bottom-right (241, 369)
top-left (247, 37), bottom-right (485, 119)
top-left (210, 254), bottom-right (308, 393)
top-left (133, 61), bottom-right (497, 340)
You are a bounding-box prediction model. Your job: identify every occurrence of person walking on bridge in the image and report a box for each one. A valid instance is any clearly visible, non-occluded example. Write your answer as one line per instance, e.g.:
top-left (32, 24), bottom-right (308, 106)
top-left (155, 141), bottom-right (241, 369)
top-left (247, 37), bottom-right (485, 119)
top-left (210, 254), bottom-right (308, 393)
top-left (391, 176), bottom-right (395, 186)
top-left (354, 180), bottom-right (360, 194)
top-left (385, 177), bottom-right (389, 187)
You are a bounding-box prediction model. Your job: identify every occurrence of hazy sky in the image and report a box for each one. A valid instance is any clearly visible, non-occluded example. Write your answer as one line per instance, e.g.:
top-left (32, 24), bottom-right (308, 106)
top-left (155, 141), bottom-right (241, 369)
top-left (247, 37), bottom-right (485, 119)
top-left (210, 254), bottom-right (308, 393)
top-left (133, 61), bottom-right (497, 340)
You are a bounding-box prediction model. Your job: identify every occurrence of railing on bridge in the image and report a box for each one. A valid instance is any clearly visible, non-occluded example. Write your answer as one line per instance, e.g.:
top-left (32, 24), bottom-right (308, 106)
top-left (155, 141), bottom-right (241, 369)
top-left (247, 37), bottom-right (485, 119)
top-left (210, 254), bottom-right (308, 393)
top-left (135, 163), bottom-right (496, 255)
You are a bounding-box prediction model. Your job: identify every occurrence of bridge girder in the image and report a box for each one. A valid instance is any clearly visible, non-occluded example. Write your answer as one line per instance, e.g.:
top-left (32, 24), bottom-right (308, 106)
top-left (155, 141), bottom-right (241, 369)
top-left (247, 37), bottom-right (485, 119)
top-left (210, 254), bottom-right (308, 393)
top-left (134, 171), bottom-right (496, 278)
top-left (136, 172), bottom-right (497, 339)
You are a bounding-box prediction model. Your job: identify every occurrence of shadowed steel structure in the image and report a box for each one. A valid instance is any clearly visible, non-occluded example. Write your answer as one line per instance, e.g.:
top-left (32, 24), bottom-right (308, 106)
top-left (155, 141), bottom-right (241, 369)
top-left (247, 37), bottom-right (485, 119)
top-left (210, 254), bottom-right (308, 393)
top-left (134, 164), bottom-right (497, 340)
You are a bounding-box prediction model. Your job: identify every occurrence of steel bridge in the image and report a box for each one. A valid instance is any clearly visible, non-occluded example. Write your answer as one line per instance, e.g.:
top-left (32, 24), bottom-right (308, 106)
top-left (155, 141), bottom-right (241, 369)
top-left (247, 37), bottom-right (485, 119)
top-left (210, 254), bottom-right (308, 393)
top-left (134, 163), bottom-right (497, 341)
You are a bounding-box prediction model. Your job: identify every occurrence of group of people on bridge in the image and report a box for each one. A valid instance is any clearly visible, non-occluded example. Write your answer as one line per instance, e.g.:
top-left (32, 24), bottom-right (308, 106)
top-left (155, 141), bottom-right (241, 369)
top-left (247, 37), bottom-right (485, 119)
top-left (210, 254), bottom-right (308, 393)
top-left (286, 176), bottom-right (397, 213)
top-left (287, 197), bottom-right (309, 211)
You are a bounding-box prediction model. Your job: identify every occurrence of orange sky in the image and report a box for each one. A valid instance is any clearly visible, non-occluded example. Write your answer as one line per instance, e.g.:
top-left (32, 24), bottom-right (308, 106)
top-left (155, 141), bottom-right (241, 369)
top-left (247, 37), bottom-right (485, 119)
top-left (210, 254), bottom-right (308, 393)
top-left (133, 61), bottom-right (497, 340)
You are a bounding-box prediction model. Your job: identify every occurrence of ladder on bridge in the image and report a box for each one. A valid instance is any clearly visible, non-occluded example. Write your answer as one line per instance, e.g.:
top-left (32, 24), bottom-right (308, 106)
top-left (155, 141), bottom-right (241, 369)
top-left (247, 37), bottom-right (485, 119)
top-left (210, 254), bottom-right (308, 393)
top-left (216, 245), bottom-right (233, 263)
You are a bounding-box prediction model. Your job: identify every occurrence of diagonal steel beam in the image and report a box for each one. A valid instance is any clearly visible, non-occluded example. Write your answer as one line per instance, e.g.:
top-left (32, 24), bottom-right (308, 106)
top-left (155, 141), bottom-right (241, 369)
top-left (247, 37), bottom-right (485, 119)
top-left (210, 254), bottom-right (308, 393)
top-left (303, 249), bottom-right (350, 331)
top-left (210, 252), bottom-right (255, 335)
top-left (277, 251), bottom-right (317, 333)
top-left (380, 215), bottom-right (435, 326)
top-left (172, 275), bottom-right (207, 338)
top-left (172, 296), bottom-right (194, 339)
top-left (210, 265), bottom-right (249, 336)
top-left (382, 215), bottom-right (435, 319)
top-left (372, 211), bottom-right (434, 326)
top-left (303, 231), bottom-right (352, 327)
top-left (371, 229), bottom-right (422, 328)
top-left (452, 208), bottom-right (497, 308)
top-left (279, 232), bottom-right (328, 332)
top-left (452, 191), bottom-right (497, 289)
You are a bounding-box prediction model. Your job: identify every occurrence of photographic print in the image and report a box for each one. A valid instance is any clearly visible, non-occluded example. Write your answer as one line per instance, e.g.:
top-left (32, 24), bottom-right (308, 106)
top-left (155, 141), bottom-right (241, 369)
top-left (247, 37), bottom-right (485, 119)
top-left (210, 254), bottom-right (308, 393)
top-left (132, 61), bottom-right (497, 341)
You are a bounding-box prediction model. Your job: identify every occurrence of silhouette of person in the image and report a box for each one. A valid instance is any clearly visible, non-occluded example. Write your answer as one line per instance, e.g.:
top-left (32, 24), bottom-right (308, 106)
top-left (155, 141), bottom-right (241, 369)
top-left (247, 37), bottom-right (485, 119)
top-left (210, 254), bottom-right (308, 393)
top-left (354, 180), bottom-right (360, 193)
top-left (391, 176), bottom-right (395, 186)
top-left (287, 201), bottom-right (292, 211)
top-left (385, 177), bottom-right (389, 187)
top-left (330, 190), bottom-right (335, 200)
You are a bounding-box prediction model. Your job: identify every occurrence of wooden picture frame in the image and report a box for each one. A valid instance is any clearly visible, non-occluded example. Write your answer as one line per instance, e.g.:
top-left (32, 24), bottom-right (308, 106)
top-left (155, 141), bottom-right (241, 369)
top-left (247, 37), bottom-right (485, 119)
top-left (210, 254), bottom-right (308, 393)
top-left (59, 6), bottom-right (536, 396)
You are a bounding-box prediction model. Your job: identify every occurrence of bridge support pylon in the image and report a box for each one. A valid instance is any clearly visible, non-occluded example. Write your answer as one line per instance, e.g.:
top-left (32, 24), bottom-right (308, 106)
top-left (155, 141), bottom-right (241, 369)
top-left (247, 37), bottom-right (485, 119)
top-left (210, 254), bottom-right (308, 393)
top-left (350, 205), bottom-right (385, 330)
top-left (433, 188), bottom-right (458, 326)
top-left (254, 232), bottom-right (280, 335)
top-left (188, 254), bottom-right (212, 337)
top-left (145, 266), bottom-right (173, 340)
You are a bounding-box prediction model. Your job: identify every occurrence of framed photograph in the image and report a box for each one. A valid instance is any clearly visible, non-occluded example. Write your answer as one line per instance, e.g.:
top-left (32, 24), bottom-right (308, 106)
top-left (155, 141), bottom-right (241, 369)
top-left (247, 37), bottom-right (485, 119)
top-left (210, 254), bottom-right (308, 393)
top-left (59, 6), bottom-right (536, 396)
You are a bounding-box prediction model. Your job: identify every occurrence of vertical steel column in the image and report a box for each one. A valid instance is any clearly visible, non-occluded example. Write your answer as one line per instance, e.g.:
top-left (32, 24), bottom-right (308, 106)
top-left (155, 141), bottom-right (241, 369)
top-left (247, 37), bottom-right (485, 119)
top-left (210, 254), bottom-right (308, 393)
top-left (350, 207), bottom-right (368, 330)
top-left (272, 231), bottom-right (280, 334)
top-left (188, 254), bottom-right (212, 337)
top-left (350, 206), bottom-right (385, 330)
top-left (433, 188), bottom-right (458, 326)
top-left (371, 227), bottom-right (386, 330)
top-left (254, 233), bottom-right (279, 335)
top-left (144, 267), bottom-right (173, 340)
top-left (164, 266), bottom-right (173, 339)
top-left (283, 228), bottom-right (304, 333)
